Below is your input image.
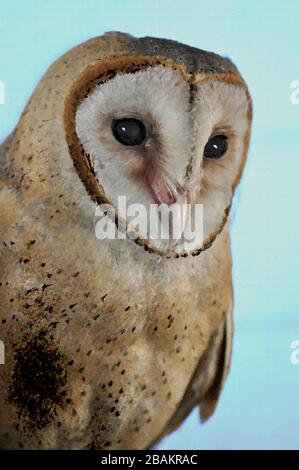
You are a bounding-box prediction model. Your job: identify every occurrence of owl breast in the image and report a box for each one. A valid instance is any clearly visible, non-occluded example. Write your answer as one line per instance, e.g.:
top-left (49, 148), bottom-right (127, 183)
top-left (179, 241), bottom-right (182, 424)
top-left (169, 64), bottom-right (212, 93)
top-left (0, 201), bottom-right (231, 449)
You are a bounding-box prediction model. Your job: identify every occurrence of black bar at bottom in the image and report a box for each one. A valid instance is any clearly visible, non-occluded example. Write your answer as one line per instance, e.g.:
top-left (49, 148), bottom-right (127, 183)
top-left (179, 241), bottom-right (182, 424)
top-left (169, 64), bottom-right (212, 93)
top-left (0, 450), bottom-right (298, 467)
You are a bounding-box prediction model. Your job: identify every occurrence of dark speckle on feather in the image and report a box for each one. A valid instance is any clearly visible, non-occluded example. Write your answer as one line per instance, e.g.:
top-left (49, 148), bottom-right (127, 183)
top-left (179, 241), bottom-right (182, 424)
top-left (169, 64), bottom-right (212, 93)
top-left (8, 328), bottom-right (68, 432)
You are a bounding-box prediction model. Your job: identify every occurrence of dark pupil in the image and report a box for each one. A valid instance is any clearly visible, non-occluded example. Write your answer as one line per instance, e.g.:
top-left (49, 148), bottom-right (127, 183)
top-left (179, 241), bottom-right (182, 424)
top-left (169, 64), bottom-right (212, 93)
top-left (111, 118), bottom-right (147, 146)
top-left (204, 134), bottom-right (228, 159)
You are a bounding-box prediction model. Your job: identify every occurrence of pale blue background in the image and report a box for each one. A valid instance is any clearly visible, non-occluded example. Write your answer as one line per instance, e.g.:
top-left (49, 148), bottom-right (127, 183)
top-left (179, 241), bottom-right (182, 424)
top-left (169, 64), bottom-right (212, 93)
top-left (1, 0), bottom-right (299, 449)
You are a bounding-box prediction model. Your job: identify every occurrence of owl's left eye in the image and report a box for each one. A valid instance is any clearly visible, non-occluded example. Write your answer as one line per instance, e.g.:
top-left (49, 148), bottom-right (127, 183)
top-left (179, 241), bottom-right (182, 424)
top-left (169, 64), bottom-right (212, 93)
top-left (204, 134), bottom-right (228, 159)
top-left (111, 117), bottom-right (147, 147)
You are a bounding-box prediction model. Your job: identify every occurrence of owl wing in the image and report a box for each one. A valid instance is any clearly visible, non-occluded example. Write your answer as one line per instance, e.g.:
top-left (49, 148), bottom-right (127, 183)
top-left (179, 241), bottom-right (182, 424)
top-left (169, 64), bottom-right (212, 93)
top-left (198, 306), bottom-right (233, 422)
top-left (160, 302), bottom-right (233, 439)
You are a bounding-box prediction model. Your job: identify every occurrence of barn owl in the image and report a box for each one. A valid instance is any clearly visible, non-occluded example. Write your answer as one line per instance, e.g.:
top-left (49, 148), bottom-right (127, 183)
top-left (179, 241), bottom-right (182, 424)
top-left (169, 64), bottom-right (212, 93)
top-left (0, 32), bottom-right (252, 450)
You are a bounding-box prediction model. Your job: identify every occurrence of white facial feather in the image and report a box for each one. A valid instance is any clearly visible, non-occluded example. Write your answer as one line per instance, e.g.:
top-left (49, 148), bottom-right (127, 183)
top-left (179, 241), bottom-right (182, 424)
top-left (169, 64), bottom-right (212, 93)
top-left (190, 81), bottom-right (250, 248)
top-left (75, 66), bottom-right (192, 209)
top-left (75, 65), bottom-right (250, 255)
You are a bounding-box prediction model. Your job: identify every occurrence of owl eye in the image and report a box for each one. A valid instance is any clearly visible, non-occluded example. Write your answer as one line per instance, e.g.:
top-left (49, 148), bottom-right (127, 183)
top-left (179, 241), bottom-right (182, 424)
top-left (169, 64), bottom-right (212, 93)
top-left (204, 134), bottom-right (228, 159)
top-left (111, 117), bottom-right (147, 147)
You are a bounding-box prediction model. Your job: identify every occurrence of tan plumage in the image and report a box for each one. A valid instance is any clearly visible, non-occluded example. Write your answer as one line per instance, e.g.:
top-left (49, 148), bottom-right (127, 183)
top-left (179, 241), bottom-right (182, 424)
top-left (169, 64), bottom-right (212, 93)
top-left (0, 32), bottom-right (252, 449)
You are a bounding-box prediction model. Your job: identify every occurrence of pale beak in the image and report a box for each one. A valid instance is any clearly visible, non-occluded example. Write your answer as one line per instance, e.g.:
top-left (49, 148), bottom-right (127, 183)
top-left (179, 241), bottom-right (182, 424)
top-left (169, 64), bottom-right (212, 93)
top-left (147, 167), bottom-right (190, 246)
top-left (147, 168), bottom-right (176, 205)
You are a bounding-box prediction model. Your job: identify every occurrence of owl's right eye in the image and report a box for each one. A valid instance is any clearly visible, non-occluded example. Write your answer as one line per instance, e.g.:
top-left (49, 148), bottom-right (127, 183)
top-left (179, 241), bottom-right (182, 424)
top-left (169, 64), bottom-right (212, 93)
top-left (111, 117), bottom-right (147, 147)
top-left (203, 134), bottom-right (228, 159)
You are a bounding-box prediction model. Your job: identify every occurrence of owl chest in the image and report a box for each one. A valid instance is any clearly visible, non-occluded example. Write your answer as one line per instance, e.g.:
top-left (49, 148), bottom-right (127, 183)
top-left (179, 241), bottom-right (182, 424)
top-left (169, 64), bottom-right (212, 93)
top-left (0, 217), bottom-right (230, 449)
top-left (78, 246), bottom-right (230, 448)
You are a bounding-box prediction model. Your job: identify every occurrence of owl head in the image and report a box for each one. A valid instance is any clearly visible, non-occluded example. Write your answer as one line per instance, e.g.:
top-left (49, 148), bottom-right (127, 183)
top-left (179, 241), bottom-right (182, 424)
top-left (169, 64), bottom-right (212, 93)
top-left (11, 32), bottom-right (252, 257)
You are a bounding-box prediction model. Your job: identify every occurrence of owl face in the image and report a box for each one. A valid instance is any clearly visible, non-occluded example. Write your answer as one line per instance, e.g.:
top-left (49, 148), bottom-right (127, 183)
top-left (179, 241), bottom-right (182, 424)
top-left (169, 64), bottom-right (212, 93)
top-left (64, 35), bottom-right (252, 257)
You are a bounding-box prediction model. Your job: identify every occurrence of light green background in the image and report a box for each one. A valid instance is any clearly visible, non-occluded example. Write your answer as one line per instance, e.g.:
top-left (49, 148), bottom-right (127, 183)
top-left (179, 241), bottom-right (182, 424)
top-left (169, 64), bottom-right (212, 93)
top-left (1, 0), bottom-right (299, 449)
